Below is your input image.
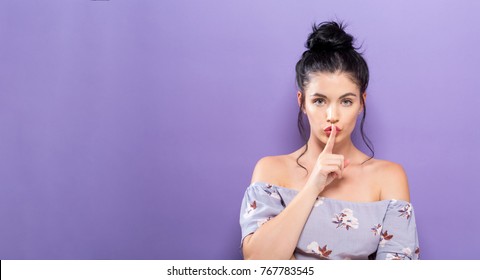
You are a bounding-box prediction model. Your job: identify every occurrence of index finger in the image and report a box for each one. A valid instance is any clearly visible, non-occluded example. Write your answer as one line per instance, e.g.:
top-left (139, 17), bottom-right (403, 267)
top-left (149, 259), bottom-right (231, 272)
top-left (324, 125), bottom-right (336, 153)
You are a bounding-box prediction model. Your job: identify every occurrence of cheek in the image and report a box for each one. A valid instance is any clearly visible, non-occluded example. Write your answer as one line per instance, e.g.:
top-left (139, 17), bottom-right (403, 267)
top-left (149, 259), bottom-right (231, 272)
top-left (306, 111), bottom-right (326, 125)
top-left (346, 113), bottom-right (358, 124)
top-left (306, 104), bottom-right (326, 116)
top-left (337, 109), bottom-right (359, 126)
top-left (347, 110), bottom-right (360, 120)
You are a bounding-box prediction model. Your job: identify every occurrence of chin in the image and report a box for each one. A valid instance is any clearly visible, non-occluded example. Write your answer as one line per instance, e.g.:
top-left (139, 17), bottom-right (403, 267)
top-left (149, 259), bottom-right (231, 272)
top-left (320, 134), bottom-right (337, 143)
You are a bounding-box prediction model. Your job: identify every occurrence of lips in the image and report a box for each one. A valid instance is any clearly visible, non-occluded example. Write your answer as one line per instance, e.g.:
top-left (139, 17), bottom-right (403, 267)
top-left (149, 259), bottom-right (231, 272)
top-left (324, 126), bottom-right (342, 132)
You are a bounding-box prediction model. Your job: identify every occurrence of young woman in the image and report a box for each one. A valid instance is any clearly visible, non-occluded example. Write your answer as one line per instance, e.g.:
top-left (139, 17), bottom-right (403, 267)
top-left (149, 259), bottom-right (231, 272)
top-left (239, 21), bottom-right (419, 260)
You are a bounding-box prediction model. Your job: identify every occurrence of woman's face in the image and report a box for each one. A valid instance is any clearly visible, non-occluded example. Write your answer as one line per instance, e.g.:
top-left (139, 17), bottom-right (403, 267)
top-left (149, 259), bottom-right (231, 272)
top-left (298, 71), bottom-right (366, 145)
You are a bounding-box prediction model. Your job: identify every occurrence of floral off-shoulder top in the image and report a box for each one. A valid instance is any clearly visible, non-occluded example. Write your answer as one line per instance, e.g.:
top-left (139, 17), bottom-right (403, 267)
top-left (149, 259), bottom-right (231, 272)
top-left (239, 182), bottom-right (420, 260)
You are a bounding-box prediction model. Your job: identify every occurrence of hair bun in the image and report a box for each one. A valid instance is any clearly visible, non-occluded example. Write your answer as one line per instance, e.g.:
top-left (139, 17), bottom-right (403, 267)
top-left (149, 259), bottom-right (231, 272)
top-left (306, 21), bottom-right (354, 52)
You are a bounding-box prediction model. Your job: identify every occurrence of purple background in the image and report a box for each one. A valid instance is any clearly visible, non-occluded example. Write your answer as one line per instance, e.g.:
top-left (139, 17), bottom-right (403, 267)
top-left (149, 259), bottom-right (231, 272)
top-left (1, 0), bottom-right (479, 260)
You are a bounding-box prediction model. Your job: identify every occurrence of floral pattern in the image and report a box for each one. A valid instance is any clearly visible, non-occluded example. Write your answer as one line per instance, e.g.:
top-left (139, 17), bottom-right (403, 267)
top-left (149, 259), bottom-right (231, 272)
top-left (379, 230), bottom-right (393, 247)
top-left (371, 224), bottom-right (382, 236)
top-left (257, 216), bottom-right (272, 227)
top-left (240, 183), bottom-right (419, 260)
top-left (402, 247), bottom-right (412, 258)
top-left (384, 247), bottom-right (416, 260)
top-left (314, 197), bottom-right (325, 207)
top-left (398, 203), bottom-right (412, 219)
top-left (332, 208), bottom-right (359, 230)
top-left (243, 200), bottom-right (257, 218)
top-left (264, 184), bottom-right (281, 200)
top-left (386, 253), bottom-right (402, 260)
top-left (306, 242), bottom-right (332, 258)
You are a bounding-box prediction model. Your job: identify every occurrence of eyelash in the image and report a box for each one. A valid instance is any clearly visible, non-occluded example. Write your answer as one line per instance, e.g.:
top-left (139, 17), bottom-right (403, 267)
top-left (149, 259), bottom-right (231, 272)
top-left (313, 99), bottom-right (325, 105)
top-left (313, 99), bottom-right (353, 106)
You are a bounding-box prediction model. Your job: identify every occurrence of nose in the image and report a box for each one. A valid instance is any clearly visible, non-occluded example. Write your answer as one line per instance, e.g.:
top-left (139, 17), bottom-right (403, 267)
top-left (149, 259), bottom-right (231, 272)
top-left (326, 105), bottom-right (339, 124)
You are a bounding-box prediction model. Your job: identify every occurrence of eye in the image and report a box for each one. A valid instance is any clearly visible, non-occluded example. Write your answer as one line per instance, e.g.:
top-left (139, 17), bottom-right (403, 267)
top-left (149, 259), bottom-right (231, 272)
top-left (313, 98), bottom-right (326, 106)
top-left (341, 99), bottom-right (353, 106)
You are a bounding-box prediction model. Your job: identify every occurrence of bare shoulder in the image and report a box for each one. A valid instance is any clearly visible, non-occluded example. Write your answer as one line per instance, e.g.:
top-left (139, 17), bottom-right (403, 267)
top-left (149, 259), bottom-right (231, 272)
top-left (370, 159), bottom-right (410, 202)
top-left (250, 155), bottom-right (288, 185)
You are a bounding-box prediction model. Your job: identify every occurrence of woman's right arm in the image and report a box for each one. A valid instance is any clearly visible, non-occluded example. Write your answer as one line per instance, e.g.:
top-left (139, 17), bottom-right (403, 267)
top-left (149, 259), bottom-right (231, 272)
top-left (242, 171), bottom-right (319, 259)
top-left (242, 126), bottom-right (346, 260)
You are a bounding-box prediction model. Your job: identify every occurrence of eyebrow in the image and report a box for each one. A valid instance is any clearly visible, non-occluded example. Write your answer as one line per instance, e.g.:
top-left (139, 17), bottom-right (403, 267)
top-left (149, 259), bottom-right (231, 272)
top-left (309, 92), bottom-right (357, 99)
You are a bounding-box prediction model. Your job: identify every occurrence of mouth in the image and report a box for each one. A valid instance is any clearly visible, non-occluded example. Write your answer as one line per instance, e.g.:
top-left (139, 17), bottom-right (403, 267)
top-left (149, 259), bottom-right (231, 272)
top-left (324, 126), bottom-right (342, 136)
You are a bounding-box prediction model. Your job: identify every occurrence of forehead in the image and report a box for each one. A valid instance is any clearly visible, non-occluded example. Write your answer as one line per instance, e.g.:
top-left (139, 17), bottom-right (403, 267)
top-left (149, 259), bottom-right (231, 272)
top-left (305, 72), bottom-right (359, 96)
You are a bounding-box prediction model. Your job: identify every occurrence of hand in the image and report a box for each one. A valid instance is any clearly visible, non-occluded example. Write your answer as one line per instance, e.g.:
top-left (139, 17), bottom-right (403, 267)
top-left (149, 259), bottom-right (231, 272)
top-left (306, 125), bottom-right (350, 194)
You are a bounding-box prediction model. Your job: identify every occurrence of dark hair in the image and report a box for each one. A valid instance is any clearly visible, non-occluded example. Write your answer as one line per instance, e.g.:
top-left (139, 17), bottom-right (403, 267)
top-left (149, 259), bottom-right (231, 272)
top-left (295, 21), bottom-right (374, 174)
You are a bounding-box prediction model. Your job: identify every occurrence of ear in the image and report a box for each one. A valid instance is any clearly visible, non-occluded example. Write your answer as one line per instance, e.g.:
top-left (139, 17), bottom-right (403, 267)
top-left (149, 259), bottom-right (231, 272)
top-left (358, 92), bottom-right (367, 116)
top-left (297, 91), bottom-right (304, 113)
top-left (359, 92), bottom-right (367, 114)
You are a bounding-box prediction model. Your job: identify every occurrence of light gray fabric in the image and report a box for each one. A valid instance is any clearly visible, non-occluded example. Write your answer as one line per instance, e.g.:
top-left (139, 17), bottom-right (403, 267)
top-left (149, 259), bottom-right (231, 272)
top-left (239, 182), bottom-right (419, 260)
